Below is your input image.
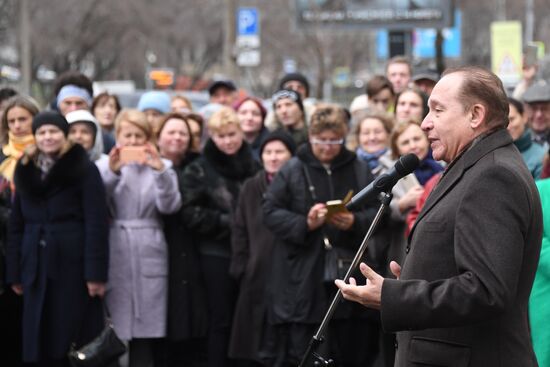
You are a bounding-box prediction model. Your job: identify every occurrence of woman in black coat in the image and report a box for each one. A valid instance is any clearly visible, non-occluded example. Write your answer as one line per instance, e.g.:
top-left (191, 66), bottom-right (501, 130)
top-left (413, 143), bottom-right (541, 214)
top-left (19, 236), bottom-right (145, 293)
top-left (5, 111), bottom-right (109, 366)
top-left (157, 113), bottom-right (208, 366)
top-left (181, 107), bottom-right (258, 367)
top-left (262, 104), bottom-right (381, 367)
top-left (228, 131), bottom-right (296, 365)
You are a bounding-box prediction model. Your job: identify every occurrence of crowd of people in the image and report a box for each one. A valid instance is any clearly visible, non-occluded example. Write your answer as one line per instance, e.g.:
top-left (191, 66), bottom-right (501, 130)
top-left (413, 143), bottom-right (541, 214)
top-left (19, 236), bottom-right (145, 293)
top-left (0, 55), bottom-right (548, 367)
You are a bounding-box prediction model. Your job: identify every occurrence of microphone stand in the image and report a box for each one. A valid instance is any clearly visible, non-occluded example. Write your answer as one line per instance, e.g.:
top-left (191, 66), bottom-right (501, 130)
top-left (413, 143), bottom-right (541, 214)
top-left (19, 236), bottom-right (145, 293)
top-left (298, 192), bottom-right (393, 367)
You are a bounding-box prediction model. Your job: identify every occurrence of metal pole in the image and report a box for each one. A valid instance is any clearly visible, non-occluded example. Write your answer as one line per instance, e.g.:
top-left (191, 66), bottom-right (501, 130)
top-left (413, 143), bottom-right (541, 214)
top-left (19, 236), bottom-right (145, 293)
top-left (435, 29), bottom-right (445, 76)
top-left (299, 193), bottom-right (393, 367)
top-left (20, 0), bottom-right (31, 95)
top-left (496, 0), bottom-right (506, 21)
top-left (223, 0), bottom-right (237, 80)
top-left (525, 0), bottom-right (534, 44)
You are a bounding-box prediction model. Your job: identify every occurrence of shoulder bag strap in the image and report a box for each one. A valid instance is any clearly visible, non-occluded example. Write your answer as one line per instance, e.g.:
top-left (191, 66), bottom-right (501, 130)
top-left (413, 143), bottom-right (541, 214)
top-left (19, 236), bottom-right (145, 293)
top-left (301, 163), bottom-right (332, 250)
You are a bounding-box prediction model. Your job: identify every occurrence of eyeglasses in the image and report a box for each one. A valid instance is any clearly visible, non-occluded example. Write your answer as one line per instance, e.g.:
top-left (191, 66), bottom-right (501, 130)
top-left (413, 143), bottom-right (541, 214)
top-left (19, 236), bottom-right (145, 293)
top-left (310, 138), bottom-right (344, 146)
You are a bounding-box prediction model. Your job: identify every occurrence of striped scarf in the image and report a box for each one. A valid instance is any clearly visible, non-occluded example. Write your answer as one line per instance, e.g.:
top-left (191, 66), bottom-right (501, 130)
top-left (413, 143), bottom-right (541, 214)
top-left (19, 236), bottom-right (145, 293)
top-left (356, 147), bottom-right (388, 171)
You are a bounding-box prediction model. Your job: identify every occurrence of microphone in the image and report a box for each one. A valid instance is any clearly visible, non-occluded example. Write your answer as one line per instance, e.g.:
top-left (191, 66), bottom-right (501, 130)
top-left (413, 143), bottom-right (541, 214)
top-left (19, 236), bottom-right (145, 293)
top-left (346, 153), bottom-right (420, 209)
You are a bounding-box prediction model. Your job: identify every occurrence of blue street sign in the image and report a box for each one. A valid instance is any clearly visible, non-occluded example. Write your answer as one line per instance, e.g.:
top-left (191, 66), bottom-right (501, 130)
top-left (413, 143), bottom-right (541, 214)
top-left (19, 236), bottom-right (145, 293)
top-left (413, 10), bottom-right (461, 58)
top-left (237, 7), bottom-right (259, 36)
top-left (376, 30), bottom-right (389, 60)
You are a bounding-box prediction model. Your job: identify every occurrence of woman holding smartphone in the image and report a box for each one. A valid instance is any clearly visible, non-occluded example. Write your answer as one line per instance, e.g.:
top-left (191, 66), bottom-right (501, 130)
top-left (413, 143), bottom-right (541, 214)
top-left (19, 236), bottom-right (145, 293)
top-left (96, 109), bottom-right (182, 367)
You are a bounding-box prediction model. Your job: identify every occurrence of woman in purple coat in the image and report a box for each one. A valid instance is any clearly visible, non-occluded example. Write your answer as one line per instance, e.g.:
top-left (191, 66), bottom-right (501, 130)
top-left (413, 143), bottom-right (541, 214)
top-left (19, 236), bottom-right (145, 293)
top-left (96, 109), bottom-right (181, 367)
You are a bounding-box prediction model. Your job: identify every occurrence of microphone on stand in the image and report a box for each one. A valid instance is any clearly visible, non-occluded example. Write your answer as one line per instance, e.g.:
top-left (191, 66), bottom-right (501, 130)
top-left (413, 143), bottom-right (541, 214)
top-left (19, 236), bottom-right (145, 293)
top-left (346, 153), bottom-right (420, 210)
top-left (299, 153), bottom-right (419, 367)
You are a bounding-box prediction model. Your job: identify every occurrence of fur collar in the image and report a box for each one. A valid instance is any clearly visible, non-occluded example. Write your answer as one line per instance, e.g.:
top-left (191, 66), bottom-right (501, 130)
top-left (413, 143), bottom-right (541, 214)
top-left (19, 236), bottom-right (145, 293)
top-left (203, 138), bottom-right (258, 180)
top-left (14, 143), bottom-right (91, 197)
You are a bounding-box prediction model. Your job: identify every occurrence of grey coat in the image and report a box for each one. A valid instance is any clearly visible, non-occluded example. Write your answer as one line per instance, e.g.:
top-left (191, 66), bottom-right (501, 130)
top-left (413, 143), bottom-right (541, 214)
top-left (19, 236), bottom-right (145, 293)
top-left (96, 157), bottom-right (181, 340)
top-left (381, 129), bottom-right (542, 366)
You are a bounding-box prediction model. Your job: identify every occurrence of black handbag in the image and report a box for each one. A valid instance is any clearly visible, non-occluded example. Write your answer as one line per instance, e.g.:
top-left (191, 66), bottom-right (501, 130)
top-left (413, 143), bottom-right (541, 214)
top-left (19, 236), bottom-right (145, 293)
top-left (68, 301), bottom-right (126, 367)
top-left (323, 240), bottom-right (354, 282)
top-left (302, 164), bottom-right (355, 283)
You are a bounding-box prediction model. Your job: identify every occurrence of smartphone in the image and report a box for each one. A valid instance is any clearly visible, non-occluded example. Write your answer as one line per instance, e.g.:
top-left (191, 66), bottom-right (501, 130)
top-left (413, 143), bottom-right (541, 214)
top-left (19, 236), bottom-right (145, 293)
top-left (525, 44), bottom-right (538, 67)
top-left (119, 146), bottom-right (147, 164)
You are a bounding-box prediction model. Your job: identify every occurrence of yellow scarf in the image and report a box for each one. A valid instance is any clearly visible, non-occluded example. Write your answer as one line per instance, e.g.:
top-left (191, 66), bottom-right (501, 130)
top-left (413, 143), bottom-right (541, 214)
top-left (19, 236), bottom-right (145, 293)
top-left (0, 132), bottom-right (35, 183)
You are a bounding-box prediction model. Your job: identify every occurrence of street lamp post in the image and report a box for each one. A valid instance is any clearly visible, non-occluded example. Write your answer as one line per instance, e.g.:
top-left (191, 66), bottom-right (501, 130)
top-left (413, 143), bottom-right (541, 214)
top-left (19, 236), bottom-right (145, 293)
top-left (223, 0), bottom-right (237, 80)
top-left (19, 0), bottom-right (31, 95)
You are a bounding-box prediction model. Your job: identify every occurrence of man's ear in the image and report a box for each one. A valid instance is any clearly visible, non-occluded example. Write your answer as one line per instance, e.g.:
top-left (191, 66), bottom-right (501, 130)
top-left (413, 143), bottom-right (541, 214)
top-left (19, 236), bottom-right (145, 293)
top-left (469, 103), bottom-right (486, 129)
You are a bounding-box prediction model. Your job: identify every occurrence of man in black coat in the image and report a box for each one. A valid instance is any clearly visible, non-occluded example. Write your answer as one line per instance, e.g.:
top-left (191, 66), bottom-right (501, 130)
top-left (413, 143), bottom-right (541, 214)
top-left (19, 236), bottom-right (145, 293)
top-left (337, 66), bottom-right (542, 366)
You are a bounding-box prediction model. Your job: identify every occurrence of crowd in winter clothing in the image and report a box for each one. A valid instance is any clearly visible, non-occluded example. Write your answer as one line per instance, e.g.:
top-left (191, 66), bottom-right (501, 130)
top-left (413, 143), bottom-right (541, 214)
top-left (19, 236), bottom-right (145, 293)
top-left (0, 56), bottom-right (549, 367)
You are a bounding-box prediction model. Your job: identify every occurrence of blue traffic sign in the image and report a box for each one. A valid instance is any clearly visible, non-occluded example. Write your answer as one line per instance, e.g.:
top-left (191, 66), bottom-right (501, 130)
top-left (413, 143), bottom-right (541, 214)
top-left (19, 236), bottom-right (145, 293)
top-left (413, 10), bottom-right (461, 59)
top-left (237, 7), bottom-right (259, 36)
top-left (376, 30), bottom-right (389, 60)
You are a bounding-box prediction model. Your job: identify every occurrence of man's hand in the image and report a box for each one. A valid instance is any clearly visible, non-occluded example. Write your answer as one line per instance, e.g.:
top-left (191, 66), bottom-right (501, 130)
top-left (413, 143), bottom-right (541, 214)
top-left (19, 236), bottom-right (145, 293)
top-left (390, 261), bottom-right (401, 279)
top-left (335, 262), bottom-right (384, 309)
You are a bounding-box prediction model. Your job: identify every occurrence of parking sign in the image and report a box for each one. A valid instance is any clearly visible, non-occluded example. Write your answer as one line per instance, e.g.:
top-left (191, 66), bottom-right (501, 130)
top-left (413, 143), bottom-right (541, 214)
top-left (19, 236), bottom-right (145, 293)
top-left (238, 8), bottom-right (259, 36)
top-left (236, 7), bottom-right (261, 67)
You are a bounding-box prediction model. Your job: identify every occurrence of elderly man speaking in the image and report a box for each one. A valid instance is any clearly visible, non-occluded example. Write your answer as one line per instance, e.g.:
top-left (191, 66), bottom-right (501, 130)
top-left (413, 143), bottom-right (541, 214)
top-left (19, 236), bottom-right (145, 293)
top-left (336, 66), bottom-right (542, 367)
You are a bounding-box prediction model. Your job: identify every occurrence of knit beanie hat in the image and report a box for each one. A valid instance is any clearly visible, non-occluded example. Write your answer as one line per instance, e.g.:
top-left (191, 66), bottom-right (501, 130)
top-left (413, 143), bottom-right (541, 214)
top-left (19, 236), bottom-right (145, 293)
top-left (32, 111), bottom-right (69, 136)
top-left (259, 130), bottom-right (297, 157)
top-left (137, 91), bottom-right (171, 114)
top-left (272, 89), bottom-right (304, 113)
top-left (278, 72), bottom-right (310, 98)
